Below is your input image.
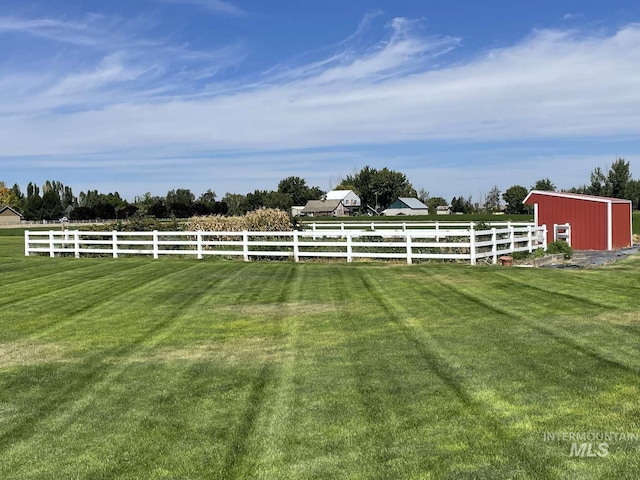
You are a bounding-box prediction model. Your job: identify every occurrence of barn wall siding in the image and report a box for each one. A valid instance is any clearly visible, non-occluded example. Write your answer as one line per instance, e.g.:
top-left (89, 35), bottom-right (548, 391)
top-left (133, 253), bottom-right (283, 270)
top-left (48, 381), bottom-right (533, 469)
top-left (525, 191), bottom-right (632, 251)
top-left (611, 203), bottom-right (632, 249)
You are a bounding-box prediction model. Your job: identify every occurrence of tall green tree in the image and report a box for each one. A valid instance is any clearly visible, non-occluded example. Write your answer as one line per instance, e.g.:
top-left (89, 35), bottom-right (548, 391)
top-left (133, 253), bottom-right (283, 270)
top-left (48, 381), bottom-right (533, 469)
top-left (484, 185), bottom-right (501, 213)
top-left (41, 189), bottom-right (64, 220)
top-left (502, 185), bottom-right (531, 214)
top-left (277, 176), bottom-right (323, 207)
top-left (532, 178), bottom-right (556, 191)
top-left (23, 182), bottom-right (43, 220)
top-left (587, 167), bottom-right (607, 196)
top-left (628, 179), bottom-right (640, 210)
top-left (416, 187), bottom-right (429, 205)
top-left (606, 157), bottom-right (631, 199)
top-left (222, 193), bottom-right (246, 216)
top-left (341, 166), bottom-right (416, 211)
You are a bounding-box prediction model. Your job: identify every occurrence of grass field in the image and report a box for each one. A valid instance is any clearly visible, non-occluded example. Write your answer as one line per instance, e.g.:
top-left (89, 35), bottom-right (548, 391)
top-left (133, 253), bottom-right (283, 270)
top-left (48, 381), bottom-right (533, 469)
top-left (1, 231), bottom-right (640, 479)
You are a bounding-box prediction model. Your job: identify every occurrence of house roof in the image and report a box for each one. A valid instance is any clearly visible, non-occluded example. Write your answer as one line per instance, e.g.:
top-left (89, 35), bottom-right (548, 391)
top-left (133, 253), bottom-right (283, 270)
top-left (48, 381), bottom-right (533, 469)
top-left (301, 199), bottom-right (342, 213)
top-left (0, 206), bottom-right (23, 217)
top-left (436, 205), bottom-right (451, 210)
top-left (325, 190), bottom-right (357, 200)
top-left (396, 197), bottom-right (428, 209)
top-left (523, 190), bottom-right (632, 205)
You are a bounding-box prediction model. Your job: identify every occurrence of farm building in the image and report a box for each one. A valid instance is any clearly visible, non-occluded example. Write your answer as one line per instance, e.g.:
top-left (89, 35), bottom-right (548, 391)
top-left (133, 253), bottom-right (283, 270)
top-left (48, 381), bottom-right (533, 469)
top-left (382, 198), bottom-right (430, 216)
top-left (523, 190), bottom-right (632, 250)
top-left (325, 190), bottom-right (361, 215)
top-left (301, 199), bottom-right (346, 217)
top-left (436, 205), bottom-right (451, 215)
top-left (0, 206), bottom-right (23, 225)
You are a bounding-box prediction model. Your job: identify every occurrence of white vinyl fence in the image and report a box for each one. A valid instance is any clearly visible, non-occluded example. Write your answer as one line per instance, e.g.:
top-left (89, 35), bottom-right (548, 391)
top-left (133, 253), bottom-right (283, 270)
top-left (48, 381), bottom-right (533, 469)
top-left (25, 225), bottom-right (547, 265)
top-left (302, 220), bottom-right (533, 233)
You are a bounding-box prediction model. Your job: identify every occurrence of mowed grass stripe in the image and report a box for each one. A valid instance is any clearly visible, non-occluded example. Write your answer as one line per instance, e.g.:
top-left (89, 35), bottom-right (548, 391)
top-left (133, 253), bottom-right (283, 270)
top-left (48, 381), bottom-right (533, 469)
top-left (0, 262), bottom-right (257, 477)
top-left (355, 268), bottom-right (563, 479)
top-left (0, 260), bottom-right (156, 311)
top-left (1, 230), bottom-right (640, 478)
top-left (0, 261), bottom-right (188, 342)
top-left (422, 265), bottom-right (640, 373)
top-left (362, 265), bottom-right (640, 476)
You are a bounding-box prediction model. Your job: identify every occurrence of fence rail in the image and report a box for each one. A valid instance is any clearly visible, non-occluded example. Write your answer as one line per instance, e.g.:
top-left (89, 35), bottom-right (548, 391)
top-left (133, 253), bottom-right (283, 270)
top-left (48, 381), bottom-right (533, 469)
top-left (302, 220), bottom-right (534, 232)
top-left (25, 225), bottom-right (547, 265)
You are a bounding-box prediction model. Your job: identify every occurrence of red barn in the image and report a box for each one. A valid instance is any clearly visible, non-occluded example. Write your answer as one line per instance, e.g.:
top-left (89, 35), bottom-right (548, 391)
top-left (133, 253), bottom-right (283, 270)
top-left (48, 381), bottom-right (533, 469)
top-left (523, 190), bottom-right (632, 251)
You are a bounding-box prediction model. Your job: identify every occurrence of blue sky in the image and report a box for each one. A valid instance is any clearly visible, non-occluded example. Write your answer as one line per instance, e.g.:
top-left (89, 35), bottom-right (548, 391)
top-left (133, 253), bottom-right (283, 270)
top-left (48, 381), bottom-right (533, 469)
top-left (1, 0), bottom-right (640, 202)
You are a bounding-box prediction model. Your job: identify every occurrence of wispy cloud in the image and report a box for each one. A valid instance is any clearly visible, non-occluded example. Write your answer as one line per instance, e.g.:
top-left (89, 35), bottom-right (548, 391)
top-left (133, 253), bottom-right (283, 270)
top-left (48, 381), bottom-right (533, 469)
top-left (150, 0), bottom-right (244, 16)
top-left (563, 13), bottom-right (585, 21)
top-left (0, 13), bottom-right (247, 113)
top-left (1, 12), bottom-right (639, 197)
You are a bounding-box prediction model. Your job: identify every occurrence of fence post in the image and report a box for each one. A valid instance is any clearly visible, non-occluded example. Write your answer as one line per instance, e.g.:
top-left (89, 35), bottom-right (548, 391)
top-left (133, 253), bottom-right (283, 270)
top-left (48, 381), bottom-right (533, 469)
top-left (112, 231), bottom-right (118, 258)
top-left (509, 225), bottom-right (515, 252)
top-left (293, 230), bottom-right (300, 262)
top-left (25, 230), bottom-right (30, 257)
top-left (406, 232), bottom-right (412, 265)
top-left (49, 230), bottom-right (55, 258)
top-left (402, 222), bottom-right (407, 232)
top-left (74, 231), bottom-right (80, 258)
top-left (542, 225), bottom-right (548, 250)
top-left (196, 231), bottom-right (203, 260)
top-left (153, 230), bottom-right (159, 259)
top-left (527, 225), bottom-right (533, 253)
top-left (346, 232), bottom-right (353, 263)
top-left (492, 228), bottom-right (497, 264)
top-left (243, 231), bottom-right (249, 261)
top-left (469, 224), bottom-right (476, 265)
top-left (435, 222), bottom-right (440, 242)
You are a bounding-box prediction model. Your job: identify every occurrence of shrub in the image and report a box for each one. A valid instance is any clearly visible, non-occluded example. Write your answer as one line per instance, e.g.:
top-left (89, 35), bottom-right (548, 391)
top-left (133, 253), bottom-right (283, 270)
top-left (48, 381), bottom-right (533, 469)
top-left (244, 208), bottom-right (292, 232)
top-left (546, 241), bottom-right (573, 259)
top-left (186, 208), bottom-right (292, 232)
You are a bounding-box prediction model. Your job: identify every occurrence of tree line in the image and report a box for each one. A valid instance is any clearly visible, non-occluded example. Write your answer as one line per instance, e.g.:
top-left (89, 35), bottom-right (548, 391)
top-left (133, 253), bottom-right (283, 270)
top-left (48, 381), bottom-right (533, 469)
top-left (499, 158), bottom-right (640, 214)
top-left (1, 158), bottom-right (638, 221)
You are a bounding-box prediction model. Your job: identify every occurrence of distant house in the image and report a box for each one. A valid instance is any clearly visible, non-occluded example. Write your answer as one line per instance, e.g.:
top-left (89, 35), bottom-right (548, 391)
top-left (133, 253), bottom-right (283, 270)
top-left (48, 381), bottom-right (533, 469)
top-left (436, 205), bottom-right (451, 215)
top-left (301, 199), bottom-right (346, 217)
top-left (325, 190), bottom-right (361, 215)
top-left (0, 206), bottom-right (23, 226)
top-left (290, 206), bottom-right (305, 217)
top-left (382, 198), bottom-right (430, 216)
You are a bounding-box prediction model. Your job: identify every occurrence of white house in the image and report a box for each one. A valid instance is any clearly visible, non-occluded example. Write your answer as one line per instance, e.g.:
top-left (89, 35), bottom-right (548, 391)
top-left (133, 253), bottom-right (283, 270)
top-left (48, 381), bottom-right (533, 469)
top-left (436, 205), bottom-right (451, 215)
top-left (382, 198), bottom-right (430, 216)
top-left (325, 190), bottom-right (361, 215)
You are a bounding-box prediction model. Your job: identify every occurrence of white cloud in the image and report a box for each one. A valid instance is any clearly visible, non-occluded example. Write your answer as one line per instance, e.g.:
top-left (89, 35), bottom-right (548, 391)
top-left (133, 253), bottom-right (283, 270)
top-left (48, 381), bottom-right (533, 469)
top-left (1, 13), bottom-right (640, 197)
top-left (150, 0), bottom-right (244, 16)
top-left (2, 21), bottom-right (640, 155)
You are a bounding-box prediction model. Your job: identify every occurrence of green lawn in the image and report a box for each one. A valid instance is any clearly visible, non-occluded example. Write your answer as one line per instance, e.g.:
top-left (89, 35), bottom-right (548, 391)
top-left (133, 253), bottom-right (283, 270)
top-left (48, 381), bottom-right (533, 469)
top-left (1, 233), bottom-right (640, 479)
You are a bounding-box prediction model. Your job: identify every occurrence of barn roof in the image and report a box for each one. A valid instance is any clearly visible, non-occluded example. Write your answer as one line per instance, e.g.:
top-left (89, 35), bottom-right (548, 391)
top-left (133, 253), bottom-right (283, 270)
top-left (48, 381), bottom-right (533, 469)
top-left (325, 190), bottom-right (357, 200)
top-left (301, 199), bottom-right (342, 213)
top-left (523, 190), bottom-right (632, 205)
top-left (0, 206), bottom-right (23, 217)
top-left (395, 197), bottom-right (429, 209)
